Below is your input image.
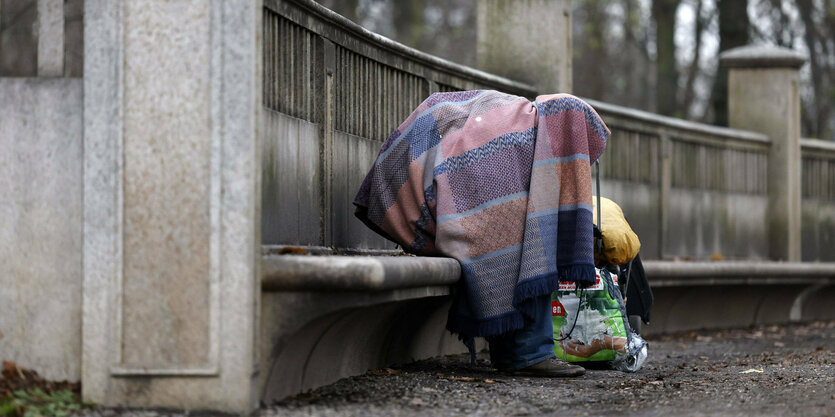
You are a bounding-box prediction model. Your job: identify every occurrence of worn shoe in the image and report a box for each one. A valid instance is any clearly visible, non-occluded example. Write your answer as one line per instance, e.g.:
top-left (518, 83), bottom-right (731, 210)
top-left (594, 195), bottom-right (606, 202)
top-left (508, 358), bottom-right (585, 377)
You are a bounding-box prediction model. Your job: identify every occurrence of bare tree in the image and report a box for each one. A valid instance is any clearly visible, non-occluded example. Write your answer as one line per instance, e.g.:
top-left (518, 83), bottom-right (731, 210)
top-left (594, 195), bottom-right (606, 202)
top-left (796, 0), bottom-right (834, 140)
top-left (681, 0), bottom-right (708, 118)
top-left (653, 0), bottom-right (681, 117)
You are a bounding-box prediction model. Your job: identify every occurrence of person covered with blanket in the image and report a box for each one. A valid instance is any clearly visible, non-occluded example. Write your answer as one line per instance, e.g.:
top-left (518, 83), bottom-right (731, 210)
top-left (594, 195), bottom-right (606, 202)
top-left (354, 90), bottom-right (609, 377)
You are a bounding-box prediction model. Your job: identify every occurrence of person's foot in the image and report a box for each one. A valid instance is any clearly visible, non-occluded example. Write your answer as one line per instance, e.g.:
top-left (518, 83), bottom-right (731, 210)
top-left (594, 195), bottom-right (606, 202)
top-left (507, 358), bottom-right (585, 377)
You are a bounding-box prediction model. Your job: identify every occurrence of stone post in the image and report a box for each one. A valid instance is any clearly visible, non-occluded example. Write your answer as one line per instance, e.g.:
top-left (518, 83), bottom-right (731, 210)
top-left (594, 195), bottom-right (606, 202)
top-left (37, 0), bottom-right (64, 76)
top-left (720, 45), bottom-right (806, 261)
top-left (476, 0), bottom-right (572, 94)
top-left (82, 0), bottom-right (261, 413)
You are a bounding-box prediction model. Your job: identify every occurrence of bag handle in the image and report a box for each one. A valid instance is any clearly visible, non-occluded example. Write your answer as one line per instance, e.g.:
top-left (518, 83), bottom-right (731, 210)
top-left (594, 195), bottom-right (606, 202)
top-left (595, 160), bottom-right (603, 254)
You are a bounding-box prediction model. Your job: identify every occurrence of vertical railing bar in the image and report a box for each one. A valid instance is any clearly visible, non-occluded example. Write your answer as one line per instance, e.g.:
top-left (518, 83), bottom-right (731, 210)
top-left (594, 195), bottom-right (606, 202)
top-left (263, 11), bottom-right (269, 108)
top-left (269, 13), bottom-right (274, 110)
top-left (282, 18), bottom-right (288, 114)
top-left (268, 12), bottom-right (272, 109)
top-left (273, 13), bottom-right (278, 111)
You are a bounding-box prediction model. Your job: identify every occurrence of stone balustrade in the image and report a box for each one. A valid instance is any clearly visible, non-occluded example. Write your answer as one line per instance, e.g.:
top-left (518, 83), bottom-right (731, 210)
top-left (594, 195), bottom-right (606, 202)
top-left (1, 0), bottom-right (834, 414)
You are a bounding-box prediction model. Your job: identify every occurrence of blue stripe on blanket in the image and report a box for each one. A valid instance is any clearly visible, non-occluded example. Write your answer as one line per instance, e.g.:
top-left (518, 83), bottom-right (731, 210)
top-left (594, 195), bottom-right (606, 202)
top-left (555, 208), bottom-right (595, 273)
top-left (376, 91), bottom-right (487, 163)
top-left (434, 127), bottom-right (537, 176)
top-left (532, 153), bottom-right (590, 167)
top-left (464, 246), bottom-right (522, 320)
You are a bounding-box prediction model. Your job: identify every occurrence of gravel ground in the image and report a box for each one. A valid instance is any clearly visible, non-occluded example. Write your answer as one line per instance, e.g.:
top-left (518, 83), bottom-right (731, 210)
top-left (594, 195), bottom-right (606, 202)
top-left (85, 321), bottom-right (834, 417)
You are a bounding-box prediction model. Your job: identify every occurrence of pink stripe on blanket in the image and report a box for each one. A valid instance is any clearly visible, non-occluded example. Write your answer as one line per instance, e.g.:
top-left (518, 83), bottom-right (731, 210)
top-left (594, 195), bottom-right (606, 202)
top-left (539, 110), bottom-right (595, 158)
top-left (535, 93), bottom-right (611, 138)
top-left (556, 159), bottom-right (594, 207)
top-left (439, 99), bottom-right (536, 159)
top-left (527, 165), bottom-right (560, 212)
top-left (437, 197), bottom-right (528, 259)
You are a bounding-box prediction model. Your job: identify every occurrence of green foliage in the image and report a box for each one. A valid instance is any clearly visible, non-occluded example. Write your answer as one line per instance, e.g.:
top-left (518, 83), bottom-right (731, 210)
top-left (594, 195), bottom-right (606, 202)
top-left (0, 389), bottom-right (83, 417)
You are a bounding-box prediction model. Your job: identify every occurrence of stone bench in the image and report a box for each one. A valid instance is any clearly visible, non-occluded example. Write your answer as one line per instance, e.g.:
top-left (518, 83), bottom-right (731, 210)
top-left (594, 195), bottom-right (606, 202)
top-left (258, 251), bottom-right (476, 402)
top-left (642, 261), bottom-right (835, 333)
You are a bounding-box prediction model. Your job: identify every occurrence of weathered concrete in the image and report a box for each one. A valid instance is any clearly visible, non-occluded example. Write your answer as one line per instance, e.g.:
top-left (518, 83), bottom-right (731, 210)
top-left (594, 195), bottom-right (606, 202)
top-left (261, 255), bottom-right (461, 291)
top-left (800, 138), bottom-right (835, 262)
top-left (259, 293), bottom-right (477, 403)
top-left (643, 261), bottom-right (835, 284)
top-left (592, 98), bottom-right (771, 261)
top-left (82, 0), bottom-right (262, 413)
top-left (36, 0), bottom-right (63, 76)
top-left (477, 0), bottom-right (572, 93)
top-left (722, 45), bottom-right (807, 262)
top-left (0, 78), bottom-right (83, 381)
top-left (0, 0), bottom-right (37, 76)
top-left (63, 0), bottom-right (83, 77)
top-left (642, 260), bottom-right (835, 334)
top-left (0, 0), bottom-right (83, 77)
top-left (259, 253), bottom-right (478, 403)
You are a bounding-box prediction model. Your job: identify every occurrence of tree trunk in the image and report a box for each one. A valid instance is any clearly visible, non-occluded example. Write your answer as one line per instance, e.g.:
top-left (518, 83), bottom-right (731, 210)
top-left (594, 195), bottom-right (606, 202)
top-left (652, 0), bottom-right (680, 117)
top-left (681, 0), bottom-right (704, 118)
top-left (797, 0), bottom-right (833, 140)
top-left (710, 0), bottom-right (749, 126)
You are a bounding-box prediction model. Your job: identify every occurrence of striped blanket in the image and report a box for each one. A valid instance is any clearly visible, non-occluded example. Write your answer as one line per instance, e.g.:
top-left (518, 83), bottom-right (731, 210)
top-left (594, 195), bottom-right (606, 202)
top-left (354, 90), bottom-right (609, 338)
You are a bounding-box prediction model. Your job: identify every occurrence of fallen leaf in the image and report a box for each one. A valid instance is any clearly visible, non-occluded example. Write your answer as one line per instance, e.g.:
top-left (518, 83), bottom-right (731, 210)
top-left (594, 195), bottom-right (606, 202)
top-left (740, 368), bottom-right (764, 374)
top-left (278, 246), bottom-right (308, 255)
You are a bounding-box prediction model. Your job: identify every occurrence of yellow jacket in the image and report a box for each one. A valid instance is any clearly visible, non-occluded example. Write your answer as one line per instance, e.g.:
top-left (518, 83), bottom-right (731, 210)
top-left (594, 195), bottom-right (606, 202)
top-left (592, 197), bottom-right (641, 266)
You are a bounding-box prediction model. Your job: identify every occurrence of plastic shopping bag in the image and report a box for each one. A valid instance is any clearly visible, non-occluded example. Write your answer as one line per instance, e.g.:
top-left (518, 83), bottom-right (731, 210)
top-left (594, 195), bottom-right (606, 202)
top-left (551, 268), bottom-right (647, 372)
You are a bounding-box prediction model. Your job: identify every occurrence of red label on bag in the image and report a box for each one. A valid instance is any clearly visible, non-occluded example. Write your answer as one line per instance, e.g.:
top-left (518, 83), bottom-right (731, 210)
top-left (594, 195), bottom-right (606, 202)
top-left (552, 301), bottom-right (566, 316)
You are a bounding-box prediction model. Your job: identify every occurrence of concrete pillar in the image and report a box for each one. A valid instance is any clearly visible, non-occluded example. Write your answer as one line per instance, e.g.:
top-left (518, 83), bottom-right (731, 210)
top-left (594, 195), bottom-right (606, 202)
top-left (476, 0), bottom-right (572, 93)
top-left (720, 45), bottom-right (806, 261)
top-left (82, 0), bottom-right (261, 413)
top-left (36, 0), bottom-right (63, 76)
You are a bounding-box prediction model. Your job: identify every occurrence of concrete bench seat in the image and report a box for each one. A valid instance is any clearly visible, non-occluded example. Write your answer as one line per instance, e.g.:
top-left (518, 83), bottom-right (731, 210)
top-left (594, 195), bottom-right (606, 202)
top-left (261, 253), bottom-right (461, 292)
top-left (644, 261), bottom-right (835, 286)
top-left (258, 251), bottom-right (472, 403)
top-left (642, 261), bottom-right (835, 334)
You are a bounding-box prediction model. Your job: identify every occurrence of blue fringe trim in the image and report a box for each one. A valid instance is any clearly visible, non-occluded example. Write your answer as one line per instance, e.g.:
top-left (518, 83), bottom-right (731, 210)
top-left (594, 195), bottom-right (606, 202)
top-left (446, 265), bottom-right (597, 338)
top-left (558, 263), bottom-right (597, 288)
top-left (446, 309), bottom-right (525, 339)
top-left (512, 272), bottom-right (561, 319)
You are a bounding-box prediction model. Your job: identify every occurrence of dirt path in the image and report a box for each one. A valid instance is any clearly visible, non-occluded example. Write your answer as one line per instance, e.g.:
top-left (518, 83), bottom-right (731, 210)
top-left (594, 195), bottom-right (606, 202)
top-left (265, 321), bottom-right (835, 417)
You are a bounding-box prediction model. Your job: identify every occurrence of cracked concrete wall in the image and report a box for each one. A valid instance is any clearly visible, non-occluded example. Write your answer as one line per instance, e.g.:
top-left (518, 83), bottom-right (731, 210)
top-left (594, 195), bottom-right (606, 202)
top-left (0, 77), bottom-right (83, 381)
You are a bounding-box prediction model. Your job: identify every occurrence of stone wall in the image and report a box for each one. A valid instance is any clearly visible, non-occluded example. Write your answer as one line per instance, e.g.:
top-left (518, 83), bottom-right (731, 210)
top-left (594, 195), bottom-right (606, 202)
top-left (0, 0), bottom-right (83, 77)
top-left (0, 78), bottom-right (83, 381)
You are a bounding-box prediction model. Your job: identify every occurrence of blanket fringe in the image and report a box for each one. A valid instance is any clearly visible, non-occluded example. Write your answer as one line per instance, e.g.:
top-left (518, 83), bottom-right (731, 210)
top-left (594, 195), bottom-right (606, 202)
top-left (446, 310), bottom-right (526, 339)
top-left (558, 263), bottom-right (597, 287)
top-left (512, 272), bottom-right (561, 318)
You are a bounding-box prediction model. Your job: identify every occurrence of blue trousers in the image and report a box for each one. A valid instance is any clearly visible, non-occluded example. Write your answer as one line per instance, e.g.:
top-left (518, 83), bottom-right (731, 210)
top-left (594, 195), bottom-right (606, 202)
top-left (486, 294), bottom-right (556, 370)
